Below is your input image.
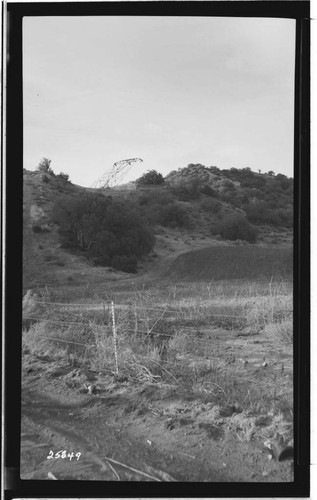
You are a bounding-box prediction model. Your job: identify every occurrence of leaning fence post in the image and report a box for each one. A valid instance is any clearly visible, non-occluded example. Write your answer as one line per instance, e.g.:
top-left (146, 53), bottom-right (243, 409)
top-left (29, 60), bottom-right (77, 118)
top-left (111, 301), bottom-right (119, 376)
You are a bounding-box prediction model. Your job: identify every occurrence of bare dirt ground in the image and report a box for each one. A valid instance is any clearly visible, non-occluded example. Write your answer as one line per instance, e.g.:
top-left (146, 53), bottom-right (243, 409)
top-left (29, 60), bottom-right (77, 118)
top-left (21, 322), bottom-right (293, 482)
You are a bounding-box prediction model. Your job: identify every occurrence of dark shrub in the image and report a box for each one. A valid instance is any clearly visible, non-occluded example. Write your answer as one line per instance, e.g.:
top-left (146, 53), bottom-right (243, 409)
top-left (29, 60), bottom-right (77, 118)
top-left (136, 170), bottom-right (165, 187)
top-left (215, 214), bottom-right (257, 243)
top-left (200, 198), bottom-right (222, 214)
top-left (170, 179), bottom-right (201, 201)
top-left (58, 172), bottom-right (70, 182)
top-left (222, 179), bottom-right (236, 191)
top-left (244, 202), bottom-right (293, 228)
top-left (52, 192), bottom-right (155, 268)
top-left (138, 190), bottom-right (173, 207)
top-left (111, 255), bottom-right (138, 273)
top-left (92, 254), bottom-right (112, 266)
top-left (276, 174), bottom-right (292, 191)
top-left (200, 184), bottom-right (218, 197)
top-left (209, 166), bottom-right (221, 175)
top-left (159, 203), bottom-right (191, 228)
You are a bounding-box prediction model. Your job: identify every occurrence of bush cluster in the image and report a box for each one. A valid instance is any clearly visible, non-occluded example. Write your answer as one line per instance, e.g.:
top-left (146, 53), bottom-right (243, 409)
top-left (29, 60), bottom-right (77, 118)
top-left (170, 179), bottom-right (202, 201)
top-left (215, 214), bottom-right (258, 243)
top-left (136, 170), bottom-right (165, 187)
top-left (137, 190), bottom-right (173, 207)
top-left (200, 184), bottom-right (218, 197)
top-left (244, 202), bottom-right (293, 228)
top-left (200, 198), bottom-right (222, 215)
top-left (135, 188), bottom-right (192, 229)
top-left (52, 192), bottom-right (155, 273)
top-left (58, 172), bottom-right (70, 182)
top-left (159, 203), bottom-right (192, 228)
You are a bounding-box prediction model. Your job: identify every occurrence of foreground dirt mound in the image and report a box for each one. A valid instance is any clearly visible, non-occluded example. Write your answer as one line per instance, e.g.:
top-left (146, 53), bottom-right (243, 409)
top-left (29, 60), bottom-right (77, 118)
top-left (21, 346), bottom-right (293, 482)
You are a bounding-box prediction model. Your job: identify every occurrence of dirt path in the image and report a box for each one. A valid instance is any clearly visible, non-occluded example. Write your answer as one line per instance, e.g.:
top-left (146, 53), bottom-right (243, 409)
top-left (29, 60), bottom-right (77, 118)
top-left (21, 376), bottom-right (229, 481)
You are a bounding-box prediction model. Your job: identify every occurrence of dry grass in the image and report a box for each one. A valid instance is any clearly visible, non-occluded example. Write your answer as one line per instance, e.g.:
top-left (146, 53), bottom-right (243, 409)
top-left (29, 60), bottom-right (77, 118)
top-left (263, 319), bottom-right (293, 345)
top-left (22, 277), bottom-right (293, 412)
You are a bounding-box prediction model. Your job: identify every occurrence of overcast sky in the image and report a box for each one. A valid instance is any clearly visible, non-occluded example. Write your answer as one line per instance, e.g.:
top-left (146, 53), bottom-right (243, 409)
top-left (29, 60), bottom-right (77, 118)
top-left (23, 16), bottom-right (295, 187)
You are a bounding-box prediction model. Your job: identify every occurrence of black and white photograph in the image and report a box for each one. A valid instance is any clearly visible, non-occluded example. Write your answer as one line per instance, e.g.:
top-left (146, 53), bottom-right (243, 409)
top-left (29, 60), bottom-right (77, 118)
top-left (3, 0), bottom-right (310, 493)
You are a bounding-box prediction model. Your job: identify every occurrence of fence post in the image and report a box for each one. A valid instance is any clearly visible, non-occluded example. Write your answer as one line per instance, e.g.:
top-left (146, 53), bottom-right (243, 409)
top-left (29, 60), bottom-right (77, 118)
top-left (111, 301), bottom-right (119, 376)
top-left (102, 300), bottom-right (107, 323)
top-left (134, 306), bottom-right (138, 336)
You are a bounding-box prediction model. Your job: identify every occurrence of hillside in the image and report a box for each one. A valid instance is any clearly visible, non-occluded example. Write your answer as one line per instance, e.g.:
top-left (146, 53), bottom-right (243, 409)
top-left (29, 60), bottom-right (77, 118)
top-left (165, 164), bottom-right (293, 228)
top-left (23, 164), bottom-right (293, 288)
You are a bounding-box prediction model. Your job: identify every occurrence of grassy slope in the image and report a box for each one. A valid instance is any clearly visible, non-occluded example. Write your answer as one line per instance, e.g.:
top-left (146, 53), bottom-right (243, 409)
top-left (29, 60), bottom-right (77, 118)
top-left (165, 245), bottom-right (293, 281)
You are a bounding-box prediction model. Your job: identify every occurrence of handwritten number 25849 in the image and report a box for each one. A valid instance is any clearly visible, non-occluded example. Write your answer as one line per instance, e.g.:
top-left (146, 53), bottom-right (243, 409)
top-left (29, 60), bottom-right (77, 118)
top-left (47, 450), bottom-right (81, 461)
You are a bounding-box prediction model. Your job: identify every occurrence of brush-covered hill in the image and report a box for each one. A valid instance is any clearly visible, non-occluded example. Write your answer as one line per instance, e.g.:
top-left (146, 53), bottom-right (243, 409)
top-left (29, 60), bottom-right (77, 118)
top-left (23, 162), bottom-right (293, 288)
top-left (165, 163), bottom-right (293, 227)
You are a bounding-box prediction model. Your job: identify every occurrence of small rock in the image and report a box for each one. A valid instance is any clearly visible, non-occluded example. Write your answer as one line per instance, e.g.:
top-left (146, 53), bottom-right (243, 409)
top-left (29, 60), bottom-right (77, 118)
top-left (87, 384), bottom-right (96, 395)
top-left (262, 471), bottom-right (269, 477)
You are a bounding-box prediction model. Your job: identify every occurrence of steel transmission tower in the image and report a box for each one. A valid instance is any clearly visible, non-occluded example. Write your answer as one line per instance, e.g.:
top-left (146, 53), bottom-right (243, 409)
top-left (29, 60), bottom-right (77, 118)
top-left (92, 158), bottom-right (143, 189)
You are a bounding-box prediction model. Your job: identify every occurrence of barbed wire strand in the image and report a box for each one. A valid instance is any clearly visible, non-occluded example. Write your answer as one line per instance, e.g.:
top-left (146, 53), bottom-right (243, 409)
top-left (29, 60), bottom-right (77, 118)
top-left (22, 316), bottom-right (246, 330)
top-left (22, 316), bottom-right (95, 326)
top-left (26, 300), bottom-right (293, 315)
top-left (29, 300), bottom-right (111, 307)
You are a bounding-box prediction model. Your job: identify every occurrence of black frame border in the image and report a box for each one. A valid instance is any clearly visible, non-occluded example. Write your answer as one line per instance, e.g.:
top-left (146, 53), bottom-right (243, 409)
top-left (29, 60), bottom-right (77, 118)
top-left (3, 1), bottom-right (310, 498)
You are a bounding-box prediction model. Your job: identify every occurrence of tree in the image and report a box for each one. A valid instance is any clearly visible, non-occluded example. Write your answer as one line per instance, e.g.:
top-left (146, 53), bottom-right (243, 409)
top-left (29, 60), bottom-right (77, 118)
top-left (276, 174), bottom-right (292, 191)
top-left (58, 172), bottom-right (70, 182)
top-left (37, 158), bottom-right (53, 174)
top-left (136, 170), bottom-right (165, 187)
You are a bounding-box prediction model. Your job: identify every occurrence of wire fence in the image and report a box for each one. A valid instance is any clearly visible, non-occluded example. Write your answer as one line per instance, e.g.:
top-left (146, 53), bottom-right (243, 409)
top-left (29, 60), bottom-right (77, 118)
top-left (27, 300), bottom-right (113, 307)
top-left (23, 276), bottom-right (292, 291)
top-left (22, 290), bottom-right (293, 387)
